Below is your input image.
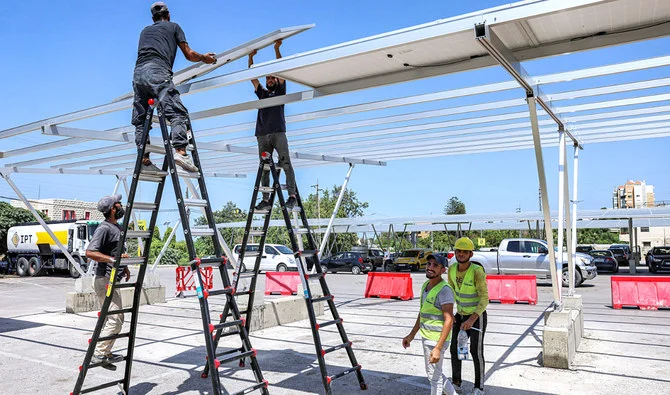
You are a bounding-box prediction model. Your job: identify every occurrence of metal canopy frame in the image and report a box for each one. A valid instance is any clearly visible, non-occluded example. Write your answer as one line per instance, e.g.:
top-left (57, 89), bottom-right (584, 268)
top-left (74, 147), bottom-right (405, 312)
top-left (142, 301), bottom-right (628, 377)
top-left (0, 0), bottom-right (668, 289)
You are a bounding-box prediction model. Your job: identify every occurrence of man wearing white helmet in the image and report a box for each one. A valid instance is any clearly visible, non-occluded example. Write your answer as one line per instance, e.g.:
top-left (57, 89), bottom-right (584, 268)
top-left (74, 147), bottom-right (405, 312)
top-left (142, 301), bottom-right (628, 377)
top-left (448, 237), bottom-right (489, 395)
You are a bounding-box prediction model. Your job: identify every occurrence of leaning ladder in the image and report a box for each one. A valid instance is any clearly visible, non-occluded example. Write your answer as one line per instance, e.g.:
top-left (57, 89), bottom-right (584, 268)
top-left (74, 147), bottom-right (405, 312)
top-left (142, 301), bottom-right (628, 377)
top-left (72, 98), bottom-right (268, 395)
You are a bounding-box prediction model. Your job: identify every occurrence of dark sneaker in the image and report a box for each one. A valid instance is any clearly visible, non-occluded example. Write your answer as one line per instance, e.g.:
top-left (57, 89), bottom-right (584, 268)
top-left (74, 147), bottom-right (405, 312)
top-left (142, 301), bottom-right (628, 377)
top-left (174, 151), bottom-right (198, 172)
top-left (91, 354), bottom-right (117, 371)
top-left (285, 196), bottom-right (299, 211)
top-left (254, 200), bottom-right (272, 211)
top-left (141, 162), bottom-right (162, 174)
top-left (105, 353), bottom-right (124, 363)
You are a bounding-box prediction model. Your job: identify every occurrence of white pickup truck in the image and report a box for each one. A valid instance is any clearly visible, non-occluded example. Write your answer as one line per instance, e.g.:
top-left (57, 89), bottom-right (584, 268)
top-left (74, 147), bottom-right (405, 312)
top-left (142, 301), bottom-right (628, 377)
top-left (448, 238), bottom-right (597, 287)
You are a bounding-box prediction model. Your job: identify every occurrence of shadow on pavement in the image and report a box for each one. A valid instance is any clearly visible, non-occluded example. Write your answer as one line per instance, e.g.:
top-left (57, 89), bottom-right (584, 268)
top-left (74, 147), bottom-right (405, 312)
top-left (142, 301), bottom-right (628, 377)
top-left (0, 317), bottom-right (45, 333)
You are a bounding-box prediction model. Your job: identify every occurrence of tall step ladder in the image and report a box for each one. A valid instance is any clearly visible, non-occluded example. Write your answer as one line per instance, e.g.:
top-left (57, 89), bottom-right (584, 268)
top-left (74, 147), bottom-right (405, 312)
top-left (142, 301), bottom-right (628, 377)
top-left (205, 152), bottom-right (368, 395)
top-left (73, 98), bottom-right (268, 395)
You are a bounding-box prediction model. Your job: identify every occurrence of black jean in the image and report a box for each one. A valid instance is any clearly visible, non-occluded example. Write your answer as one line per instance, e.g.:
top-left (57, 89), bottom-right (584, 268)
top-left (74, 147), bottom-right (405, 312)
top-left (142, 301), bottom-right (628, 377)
top-left (450, 311), bottom-right (487, 390)
top-left (256, 132), bottom-right (297, 198)
top-left (131, 62), bottom-right (190, 150)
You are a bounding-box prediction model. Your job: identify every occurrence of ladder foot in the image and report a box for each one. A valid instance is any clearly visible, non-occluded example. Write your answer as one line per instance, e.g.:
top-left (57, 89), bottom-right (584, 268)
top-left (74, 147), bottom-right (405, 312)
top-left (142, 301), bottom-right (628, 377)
top-left (360, 382), bottom-right (368, 390)
top-left (201, 372), bottom-right (208, 379)
top-left (239, 359), bottom-right (245, 368)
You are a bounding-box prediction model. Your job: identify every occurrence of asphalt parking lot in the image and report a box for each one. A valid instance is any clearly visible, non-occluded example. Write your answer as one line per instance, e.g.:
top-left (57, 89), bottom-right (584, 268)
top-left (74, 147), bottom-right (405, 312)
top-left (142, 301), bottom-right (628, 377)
top-left (0, 265), bottom-right (668, 394)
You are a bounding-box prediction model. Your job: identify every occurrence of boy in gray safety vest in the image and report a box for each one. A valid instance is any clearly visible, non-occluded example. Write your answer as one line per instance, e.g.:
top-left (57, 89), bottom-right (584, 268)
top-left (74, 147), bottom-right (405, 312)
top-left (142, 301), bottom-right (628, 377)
top-left (403, 253), bottom-right (457, 395)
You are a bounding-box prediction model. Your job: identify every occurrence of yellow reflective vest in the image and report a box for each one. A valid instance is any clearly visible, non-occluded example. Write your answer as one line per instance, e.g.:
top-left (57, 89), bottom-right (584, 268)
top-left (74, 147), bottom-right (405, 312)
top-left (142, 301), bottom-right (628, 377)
top-left (419, 280), bottom-right (451, 342)
top-left (449, 263), bottom-right (484, 315)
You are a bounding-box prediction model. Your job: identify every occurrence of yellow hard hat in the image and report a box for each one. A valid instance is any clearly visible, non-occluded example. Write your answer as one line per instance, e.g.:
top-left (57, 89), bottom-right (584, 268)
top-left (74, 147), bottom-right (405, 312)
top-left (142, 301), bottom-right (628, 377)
top-left (454, 237), bottom-right (475, 251)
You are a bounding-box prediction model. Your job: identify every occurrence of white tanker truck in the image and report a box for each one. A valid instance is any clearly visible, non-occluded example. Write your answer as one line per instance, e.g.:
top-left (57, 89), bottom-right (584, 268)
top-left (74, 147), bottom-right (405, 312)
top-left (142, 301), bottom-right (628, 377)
top-left (4, 220), bottom-right (100, 277)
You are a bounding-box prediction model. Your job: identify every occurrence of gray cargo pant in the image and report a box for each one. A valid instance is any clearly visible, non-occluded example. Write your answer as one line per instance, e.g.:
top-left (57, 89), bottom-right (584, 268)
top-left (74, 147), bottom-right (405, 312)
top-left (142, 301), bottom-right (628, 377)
top-left (131, 63), bottom-right (190, 150)
top-left (257, 132), bottom-right (297, 200)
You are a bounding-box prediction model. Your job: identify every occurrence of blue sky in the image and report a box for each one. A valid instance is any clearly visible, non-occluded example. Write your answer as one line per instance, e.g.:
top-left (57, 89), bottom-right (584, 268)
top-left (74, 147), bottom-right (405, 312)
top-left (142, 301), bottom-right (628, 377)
top-left (1, 0), bottom-right (669, 230)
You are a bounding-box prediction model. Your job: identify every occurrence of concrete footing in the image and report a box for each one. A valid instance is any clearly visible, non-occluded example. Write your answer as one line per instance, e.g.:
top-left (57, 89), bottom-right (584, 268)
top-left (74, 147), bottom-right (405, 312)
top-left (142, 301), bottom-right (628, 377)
top-left (244, 295), bottom-right (324, 332)
top-left (542, 295), bottom-right (583, 369)
top-left (65, 286), bottom-right (166, 313)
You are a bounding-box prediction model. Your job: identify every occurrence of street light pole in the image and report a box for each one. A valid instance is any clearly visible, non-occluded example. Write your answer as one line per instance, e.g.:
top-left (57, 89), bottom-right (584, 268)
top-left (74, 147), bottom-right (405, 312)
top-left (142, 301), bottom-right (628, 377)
top-left (311, 180), bottom-right (322, 246)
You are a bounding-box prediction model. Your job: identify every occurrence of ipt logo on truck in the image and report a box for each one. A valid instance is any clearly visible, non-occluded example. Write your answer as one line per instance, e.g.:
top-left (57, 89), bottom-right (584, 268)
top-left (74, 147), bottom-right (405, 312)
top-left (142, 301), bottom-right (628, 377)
top-left (11, 232), bottom-right (19, 248)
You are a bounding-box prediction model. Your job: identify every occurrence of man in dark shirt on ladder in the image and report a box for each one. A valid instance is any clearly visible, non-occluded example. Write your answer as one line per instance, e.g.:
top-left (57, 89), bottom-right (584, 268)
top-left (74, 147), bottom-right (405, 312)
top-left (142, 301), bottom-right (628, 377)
top-left (248, 40), bottom-right (299, 211)
top-left (131, 2), bottom-right (217, 173)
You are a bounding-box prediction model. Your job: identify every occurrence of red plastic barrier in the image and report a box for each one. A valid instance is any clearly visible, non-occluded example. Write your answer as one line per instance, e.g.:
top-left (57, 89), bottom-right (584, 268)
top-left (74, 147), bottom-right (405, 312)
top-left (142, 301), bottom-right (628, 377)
top-left (175, 266), bottom-right (214, 296)
top-left (265, 272), bottom-right (301, 295)
top-left (611, 276), bottom-right (670, 310)
top-left (486, 275), bottom-right (537, 305)
top-left (364, 272), bottom-right (413, 301)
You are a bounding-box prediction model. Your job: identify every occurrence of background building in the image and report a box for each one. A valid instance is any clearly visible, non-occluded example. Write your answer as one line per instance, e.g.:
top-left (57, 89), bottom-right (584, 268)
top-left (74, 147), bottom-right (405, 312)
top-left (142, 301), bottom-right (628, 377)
top-left (10, 199), bottom-right (103, 221)
top-left (612, 180), bottom-right (655, 209)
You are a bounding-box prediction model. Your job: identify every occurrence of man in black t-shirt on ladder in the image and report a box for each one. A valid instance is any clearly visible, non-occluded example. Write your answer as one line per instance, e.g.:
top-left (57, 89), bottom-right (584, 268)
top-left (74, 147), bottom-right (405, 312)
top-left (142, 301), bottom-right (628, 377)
top-left (248, 39), bottom-right (299, 211)
top-left (131, 2), bottom-right (217, 173)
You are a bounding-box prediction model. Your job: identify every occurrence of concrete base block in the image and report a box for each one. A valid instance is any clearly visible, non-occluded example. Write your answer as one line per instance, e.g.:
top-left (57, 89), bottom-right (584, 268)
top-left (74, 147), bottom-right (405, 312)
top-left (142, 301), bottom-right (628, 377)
top-left (143, 271), bottom-right (161, 288)
top-left (239, 296), bottom-right (324, 332)
top-left (65, 286), bottom-right (166, 313)
top-left (543, 300), bottom-right (583, 369)
top-left (73, 276), bottom-right (95, 293)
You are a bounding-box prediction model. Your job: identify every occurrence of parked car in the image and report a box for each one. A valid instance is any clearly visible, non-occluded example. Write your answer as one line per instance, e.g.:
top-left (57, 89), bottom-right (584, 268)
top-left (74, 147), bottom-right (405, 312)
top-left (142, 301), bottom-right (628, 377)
top-left (608, 247), bottom-right (630, 266)
top-left (645, 246), bottom-right (670, 273)
top-left (393, 249), bottom-right (432, 272)
top-left (351, 246), bottom-right (384, 271)
top-left (588, 250), bottom-right (619, 273)
top-left (233, 243), bottom-right (298, 272)
top-left (576, 245), bottom-right (595, 254)
top-left (446, 238), bottom-right (597, 287)
top-left (320, 251), bottom-right (372, 274)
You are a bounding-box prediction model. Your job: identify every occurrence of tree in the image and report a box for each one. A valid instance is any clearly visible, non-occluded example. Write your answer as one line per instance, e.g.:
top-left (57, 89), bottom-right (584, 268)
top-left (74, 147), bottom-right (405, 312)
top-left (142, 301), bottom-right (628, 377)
top-left (0, 202), bottom-right (48, 256)
top-left (576, 228), bottom-right (620, 244)
top-left (444, 196), bottom-right (466, 215)
top-left (194, 201), bottom-right (247, 258)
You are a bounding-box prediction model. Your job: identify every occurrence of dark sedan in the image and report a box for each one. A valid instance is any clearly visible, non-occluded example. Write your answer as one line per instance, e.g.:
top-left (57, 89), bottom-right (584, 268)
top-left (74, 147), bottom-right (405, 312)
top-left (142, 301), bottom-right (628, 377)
top-left (589, 250), bottom-right (619, 273)
top-left (608, 248), bottom-right (629, 266)
top-left (646, 247), bottom-right (670, 273)
top-left (320, 252), bottom-right (372, 275)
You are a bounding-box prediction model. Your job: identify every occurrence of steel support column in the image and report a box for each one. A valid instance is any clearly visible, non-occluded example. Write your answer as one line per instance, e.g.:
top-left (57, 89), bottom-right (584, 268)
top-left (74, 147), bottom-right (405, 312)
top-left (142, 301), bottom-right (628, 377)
top-left (318, 164), bottom-right (355, 257)
top-left (557, 130), bottom-right (566, 298)
top-left (562, 144), bottom-right (575, 295)
top-left (570, 144), bottom-right (580, 294)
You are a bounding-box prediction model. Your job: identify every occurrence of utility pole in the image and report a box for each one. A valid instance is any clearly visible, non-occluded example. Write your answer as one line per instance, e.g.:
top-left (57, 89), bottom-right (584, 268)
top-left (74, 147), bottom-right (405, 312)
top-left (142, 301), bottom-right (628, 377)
top-left (516, 205), bottom-right (522, 238)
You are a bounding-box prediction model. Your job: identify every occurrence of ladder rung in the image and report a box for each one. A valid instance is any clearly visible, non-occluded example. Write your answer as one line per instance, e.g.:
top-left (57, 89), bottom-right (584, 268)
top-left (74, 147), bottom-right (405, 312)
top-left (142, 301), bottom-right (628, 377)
top-left (207, 288), bottom-right (235, 297)
top-left (108, 307), bottom-right (134, 315)
top-left (132, 202), bottom-right (157, 211)
top-left (257, 186), bottom-right (274, 193)
top-left (210, 320), bottom-right (244, 332)
top-left (98, 332), bottom-right (131, 342)
top-left (235, 272), bottom-right (257, 280)
top-left (232, 381), bottom-right (269, 395)
top-left (234, 289), bottom-right (254, 296)
top-left (216, 329), bottom-right (241, 339)
top-left (297, 250), bottom-right (318, 258)
top-left (248, 230), bottom-right (265, 236)
top-left (190, 228), bottom-right (215, 237)
top-left (177, 169), bottom-right (200, 178)
top-left (114, 282), bottom-right (137, 289)
top-left (219, 349), bottom-right (256, 365)
top-left (184, 198), bottom-right (208, 207)
top-left (312, 295), bottom-right (333, 303)
top-left (305, 272), bottom-right (325, 279)
top-left (80, 379), bottom-right (125, 394)
top-left (126, 230), bottom-right (151, 238)
top-left (252, 208), bottom-right (271, 215)
top-left (145, 144), bottom-right (166, 154)
top-left (293, 228), bottom-right (309, 234)
top-left (322, 341), bottom-right (352, 356)
top-left (120, 257), bottom-right (145, 265)
top-left (215, 347), bottom-right (244, 357)
top-left (316, 318), bottom-right (343, 330)
top-left (200, 257), bottom-right (226, 265)
top-left (328, 365), bottom-right (362, 383)
top-left (139, 172), bottom-right (167, 182)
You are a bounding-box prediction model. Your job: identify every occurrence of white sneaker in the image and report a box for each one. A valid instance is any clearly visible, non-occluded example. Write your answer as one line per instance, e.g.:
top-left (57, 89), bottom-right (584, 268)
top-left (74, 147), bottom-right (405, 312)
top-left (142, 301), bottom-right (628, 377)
top-left (470, 388), bottom-right (485, 395)
top-left (174, 151), bottom-right (198, 172)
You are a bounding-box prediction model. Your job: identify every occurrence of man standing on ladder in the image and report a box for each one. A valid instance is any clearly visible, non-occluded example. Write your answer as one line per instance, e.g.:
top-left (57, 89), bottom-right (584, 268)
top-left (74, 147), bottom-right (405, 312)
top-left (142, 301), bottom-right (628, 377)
top-left (85, 194), bottom-right (131, 370)
top-left (448, 237), bottom-right (489, 395)
top-left (248, 39), bottom-right (298, 211)
top-left (131, 2), bottom-right (217, 173)
top-left (402, 253), bottom-right (457, 395)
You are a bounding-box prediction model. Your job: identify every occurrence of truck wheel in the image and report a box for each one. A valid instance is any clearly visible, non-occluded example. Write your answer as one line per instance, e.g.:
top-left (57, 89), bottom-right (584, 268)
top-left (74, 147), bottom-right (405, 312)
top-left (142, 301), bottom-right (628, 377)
top-left (320, 265), bottom-right (329, 274)
top-left (276, 263), bottom-right (287, 272)
top-left (28, 257), bottom-right (41, 277)
top-left (16, 257), bottom-right (30, 277)
top-left (69, 257), bottom-right (84, 278)
top-left (562, 267), bottom-right (583, 287)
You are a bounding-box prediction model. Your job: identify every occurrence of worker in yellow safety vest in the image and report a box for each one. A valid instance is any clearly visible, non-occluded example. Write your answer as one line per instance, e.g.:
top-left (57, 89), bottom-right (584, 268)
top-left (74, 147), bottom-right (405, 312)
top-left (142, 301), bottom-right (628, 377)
top-left (403, 253), bottom-right (457, 395)
top-left (448, 237), bottom-right (489, 395)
